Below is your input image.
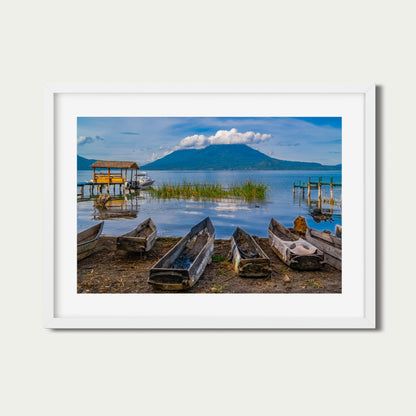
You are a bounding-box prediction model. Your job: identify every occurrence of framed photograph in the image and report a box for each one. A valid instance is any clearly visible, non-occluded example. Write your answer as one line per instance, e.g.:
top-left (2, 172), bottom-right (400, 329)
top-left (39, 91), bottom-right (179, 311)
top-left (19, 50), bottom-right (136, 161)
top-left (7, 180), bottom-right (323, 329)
top-left (44, 84), bottom-right (375, 328)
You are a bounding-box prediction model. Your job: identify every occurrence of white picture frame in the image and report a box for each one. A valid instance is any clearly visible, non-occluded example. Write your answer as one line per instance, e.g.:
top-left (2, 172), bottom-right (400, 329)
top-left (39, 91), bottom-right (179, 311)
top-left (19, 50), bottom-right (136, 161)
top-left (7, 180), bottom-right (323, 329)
top-left (44, 84), bottom-right (376, 329)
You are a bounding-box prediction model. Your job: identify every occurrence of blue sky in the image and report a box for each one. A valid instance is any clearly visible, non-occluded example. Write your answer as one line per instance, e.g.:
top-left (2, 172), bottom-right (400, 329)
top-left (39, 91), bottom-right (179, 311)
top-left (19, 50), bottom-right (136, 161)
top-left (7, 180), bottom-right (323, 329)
top-left (77, 117), bottom-right (342, 165)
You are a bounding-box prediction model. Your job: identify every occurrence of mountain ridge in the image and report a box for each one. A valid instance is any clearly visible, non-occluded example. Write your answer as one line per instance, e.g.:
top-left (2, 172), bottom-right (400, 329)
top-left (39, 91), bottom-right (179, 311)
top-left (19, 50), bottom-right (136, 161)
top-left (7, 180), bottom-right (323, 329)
top-left (141, 144), bottom-right (341, 171)
top-left (77, 155), bottom-right (98, 170)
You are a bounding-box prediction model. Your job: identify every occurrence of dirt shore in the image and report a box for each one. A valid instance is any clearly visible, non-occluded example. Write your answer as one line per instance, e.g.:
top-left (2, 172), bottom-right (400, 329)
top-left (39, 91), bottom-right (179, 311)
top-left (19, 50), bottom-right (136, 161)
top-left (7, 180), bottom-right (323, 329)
top-left (78, 236), bottom-right (341, 294)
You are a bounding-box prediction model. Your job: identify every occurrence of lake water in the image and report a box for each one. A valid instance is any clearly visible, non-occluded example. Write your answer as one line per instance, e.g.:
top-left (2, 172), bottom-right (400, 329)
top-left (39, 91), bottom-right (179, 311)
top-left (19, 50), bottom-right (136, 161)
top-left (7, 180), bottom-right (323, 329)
top-left (77, 170), bottom-right (342, 238)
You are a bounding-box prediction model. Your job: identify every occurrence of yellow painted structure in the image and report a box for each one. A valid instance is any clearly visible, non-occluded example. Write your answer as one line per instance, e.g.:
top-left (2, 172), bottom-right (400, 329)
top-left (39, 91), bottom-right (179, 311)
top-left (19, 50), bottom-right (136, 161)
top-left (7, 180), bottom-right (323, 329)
top-left (89, 161), bottom-right (140, 187)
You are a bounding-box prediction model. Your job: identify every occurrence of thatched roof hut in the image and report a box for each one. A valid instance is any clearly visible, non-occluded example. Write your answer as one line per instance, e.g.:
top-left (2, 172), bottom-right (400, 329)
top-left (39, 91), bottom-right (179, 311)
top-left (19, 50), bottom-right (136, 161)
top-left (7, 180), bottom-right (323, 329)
top-left (90, 161), bottom-right (139, 169)
top-left (90, 161), bottom-right (140, 185)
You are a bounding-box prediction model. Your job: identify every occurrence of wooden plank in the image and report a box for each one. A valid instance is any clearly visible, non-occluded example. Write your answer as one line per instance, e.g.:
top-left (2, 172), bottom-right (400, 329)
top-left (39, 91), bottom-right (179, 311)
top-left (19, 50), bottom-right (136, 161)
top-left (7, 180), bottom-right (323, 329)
top-left (307, 235), bottom-right (341, 259)
top-left (305, 228), bottom-right (342, 270)
top-left (308, 228), bottom-right (342, 249)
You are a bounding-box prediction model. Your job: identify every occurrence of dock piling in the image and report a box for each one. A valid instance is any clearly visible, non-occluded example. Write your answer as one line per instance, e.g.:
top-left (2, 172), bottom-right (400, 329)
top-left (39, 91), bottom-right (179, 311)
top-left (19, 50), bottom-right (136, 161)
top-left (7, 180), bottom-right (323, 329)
top-left (292, 176), bottom-right (341, 206)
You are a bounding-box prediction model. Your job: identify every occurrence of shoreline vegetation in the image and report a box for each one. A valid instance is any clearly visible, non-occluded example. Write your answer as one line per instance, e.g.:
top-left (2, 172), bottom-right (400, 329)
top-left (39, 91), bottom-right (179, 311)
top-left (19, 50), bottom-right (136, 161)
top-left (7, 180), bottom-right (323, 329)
top-left (147, 179), bottom-right (268, 201)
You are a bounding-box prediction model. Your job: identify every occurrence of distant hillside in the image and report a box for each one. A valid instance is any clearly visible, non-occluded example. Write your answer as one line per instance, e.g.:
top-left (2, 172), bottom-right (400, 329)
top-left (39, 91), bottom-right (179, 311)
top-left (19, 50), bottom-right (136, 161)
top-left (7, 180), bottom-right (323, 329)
top-left (77, 155), bottom-right (98, 170)
top-left (141, 144), bottom-right (341, 171)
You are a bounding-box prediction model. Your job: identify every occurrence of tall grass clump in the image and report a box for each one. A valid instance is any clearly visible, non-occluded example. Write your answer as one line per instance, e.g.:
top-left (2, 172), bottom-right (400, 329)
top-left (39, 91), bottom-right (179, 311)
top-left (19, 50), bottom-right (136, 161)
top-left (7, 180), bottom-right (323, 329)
top-left (147, 179), bottom-right (268, 201)
top-left (229, 179), bottom-right (268, 200)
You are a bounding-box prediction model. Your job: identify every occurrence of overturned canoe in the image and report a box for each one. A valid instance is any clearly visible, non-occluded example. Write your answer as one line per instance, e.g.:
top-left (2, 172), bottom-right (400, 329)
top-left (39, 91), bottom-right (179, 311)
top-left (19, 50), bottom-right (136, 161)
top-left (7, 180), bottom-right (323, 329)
top-left (305, 227), bottom-right (342, 270)
top-left (268, 218), bottom-right (323, 270)
top-left (148, 217), bottom-right (215, 290)
top-left (230, 227), bottom-right (271, 278)
top-left (77, 222), bottom-right (104, 261)
top-left (117, 218), bottom-right (157, 253)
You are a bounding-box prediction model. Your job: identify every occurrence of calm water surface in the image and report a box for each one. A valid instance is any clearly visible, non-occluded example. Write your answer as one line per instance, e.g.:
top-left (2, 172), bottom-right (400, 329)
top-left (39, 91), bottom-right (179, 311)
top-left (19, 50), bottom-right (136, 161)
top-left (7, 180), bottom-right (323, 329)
top-left (77, 170), bottom-right (342, 238)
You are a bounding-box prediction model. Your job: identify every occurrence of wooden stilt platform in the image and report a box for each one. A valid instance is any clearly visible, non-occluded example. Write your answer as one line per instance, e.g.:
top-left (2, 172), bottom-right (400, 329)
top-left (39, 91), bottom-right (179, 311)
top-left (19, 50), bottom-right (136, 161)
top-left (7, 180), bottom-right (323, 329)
top-left (77, 160), bottom-right (141, 198)
top-left (77, 182), bottom-right (130, 198)
top-left (292, 177), bottom-right (342, 206)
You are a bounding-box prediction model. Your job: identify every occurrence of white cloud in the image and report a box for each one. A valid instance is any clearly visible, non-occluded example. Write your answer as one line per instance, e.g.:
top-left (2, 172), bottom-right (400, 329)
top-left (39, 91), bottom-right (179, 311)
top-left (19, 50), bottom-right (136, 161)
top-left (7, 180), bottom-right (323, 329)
top-left (176, 128), bottom-right (271, 149)
top-left (147, 153), bottom-right (160, 163)
top-left (77, 135), bottom-right (104, 146)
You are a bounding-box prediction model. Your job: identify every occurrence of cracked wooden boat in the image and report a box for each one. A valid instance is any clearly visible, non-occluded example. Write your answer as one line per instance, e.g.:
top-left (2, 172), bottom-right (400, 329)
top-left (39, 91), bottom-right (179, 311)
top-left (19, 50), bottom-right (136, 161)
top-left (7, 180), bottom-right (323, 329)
top-left (268, 218), bottom-right (323, 270)
top-left (148, 217), bottom-right (215, 290)
top-left (77, 222), bottom-right (104, 261)
top-left (230, 227), bottom-right (271, 278)
top-left (116, 218), bottom-right (157, 253)
top-left (305, 227), bottom-right (342, 270)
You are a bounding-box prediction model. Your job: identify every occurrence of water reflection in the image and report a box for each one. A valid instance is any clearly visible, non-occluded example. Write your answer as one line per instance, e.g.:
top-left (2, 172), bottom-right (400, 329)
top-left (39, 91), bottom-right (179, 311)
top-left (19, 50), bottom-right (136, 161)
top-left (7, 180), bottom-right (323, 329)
top-left (92, 195), bottom-right (142, 220)
top-left (292, 186), bottom-right (342, 224)
top-left (309, 208), bottom-right (335, 223)
top-left (213, 201), bottom-right (252, 212)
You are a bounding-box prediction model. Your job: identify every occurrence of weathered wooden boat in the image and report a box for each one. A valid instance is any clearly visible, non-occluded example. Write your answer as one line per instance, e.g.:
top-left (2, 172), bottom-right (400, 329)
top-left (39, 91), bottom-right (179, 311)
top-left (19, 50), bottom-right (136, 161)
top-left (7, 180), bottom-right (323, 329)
top-left (148, 217), bottom-right (215, 290)
top-left (77, 222), bottom-right (104, 261)
top-left (268, 218), bottom-right (324, 270)
top-left (230, 227), bottom-right (271, 278)
top-left (116, 218), bottom-right (157, 253)
top-left (305, 227), bottom-right (342, 270)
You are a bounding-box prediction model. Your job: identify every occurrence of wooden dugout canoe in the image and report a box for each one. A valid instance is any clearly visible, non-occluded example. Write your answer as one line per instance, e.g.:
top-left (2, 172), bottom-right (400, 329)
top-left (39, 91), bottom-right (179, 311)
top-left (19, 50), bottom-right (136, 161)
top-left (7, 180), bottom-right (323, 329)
top-left (148, 217), bottom-right (215, 290)
top-left (117, 218), bottom-right (157, 253)
top-left (77, 222), bottom-right (104, 261)
top-left (230, 227), bottom-right (271, 278)
top-left (305, 227), bottom-right (342, 270)
top-left (268, 218), bottom-right (323, 270)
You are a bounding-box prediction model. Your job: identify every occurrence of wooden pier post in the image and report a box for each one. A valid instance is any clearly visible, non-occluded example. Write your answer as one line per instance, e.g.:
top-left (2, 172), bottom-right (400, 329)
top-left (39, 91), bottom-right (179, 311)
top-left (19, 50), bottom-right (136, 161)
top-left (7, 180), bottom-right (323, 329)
top-left (293, 185), bottom-right (296, 197)
top-left (318, 182), bottom-right (322, 201)
top-left (330, 183), bottom-right (334, 201)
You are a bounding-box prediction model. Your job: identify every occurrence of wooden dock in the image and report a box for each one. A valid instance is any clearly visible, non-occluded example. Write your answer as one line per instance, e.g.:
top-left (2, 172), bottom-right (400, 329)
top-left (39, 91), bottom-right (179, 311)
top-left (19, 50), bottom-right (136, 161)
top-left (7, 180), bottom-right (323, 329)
top-left (77, 160), bottom-right (141, 198)
top-left (77, 181), bottom-right (128, 198)
top-left (293, 177), bottom-right (341, 206)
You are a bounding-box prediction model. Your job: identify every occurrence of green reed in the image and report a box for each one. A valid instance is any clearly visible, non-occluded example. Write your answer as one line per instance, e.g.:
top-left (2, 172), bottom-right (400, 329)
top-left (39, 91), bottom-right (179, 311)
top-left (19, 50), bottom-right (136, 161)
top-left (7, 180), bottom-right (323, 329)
top-left (147, 180), bottom-right (268, 201)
